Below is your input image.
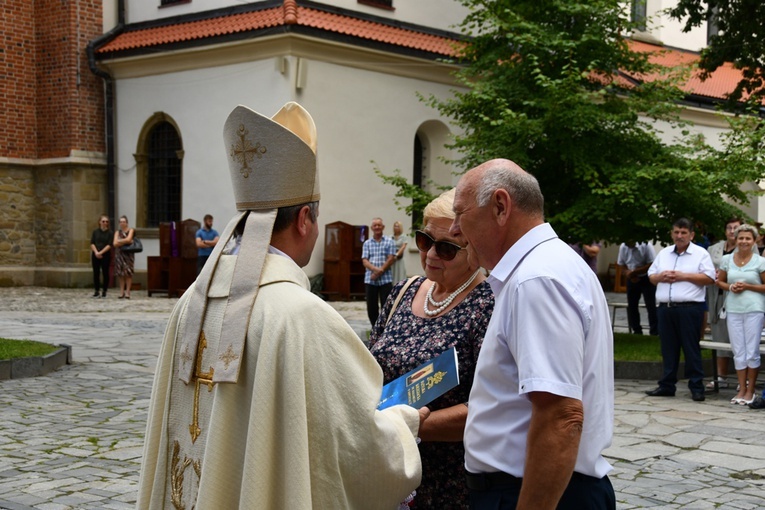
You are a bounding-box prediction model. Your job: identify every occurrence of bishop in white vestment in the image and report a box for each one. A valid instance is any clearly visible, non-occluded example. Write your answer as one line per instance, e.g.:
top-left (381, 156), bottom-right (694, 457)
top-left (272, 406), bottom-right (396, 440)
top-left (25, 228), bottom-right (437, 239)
top-left (136, 103), bottom-right (422, 509)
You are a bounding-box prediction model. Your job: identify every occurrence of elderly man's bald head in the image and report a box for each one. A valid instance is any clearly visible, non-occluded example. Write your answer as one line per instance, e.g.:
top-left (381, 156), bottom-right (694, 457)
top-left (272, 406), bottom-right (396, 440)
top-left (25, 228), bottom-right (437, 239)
top-left (462, 159), bottom-right (544, 218)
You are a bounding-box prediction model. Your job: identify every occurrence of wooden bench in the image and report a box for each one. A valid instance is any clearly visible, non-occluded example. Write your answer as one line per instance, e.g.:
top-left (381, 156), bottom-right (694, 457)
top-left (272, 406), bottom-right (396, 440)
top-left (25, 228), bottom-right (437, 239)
top-left (699, 340), bottom-right (765, 392)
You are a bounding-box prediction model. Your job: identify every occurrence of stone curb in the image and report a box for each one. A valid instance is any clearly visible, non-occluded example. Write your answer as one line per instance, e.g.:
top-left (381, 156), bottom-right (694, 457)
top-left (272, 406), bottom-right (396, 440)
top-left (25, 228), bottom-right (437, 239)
top-left (614, 358), bottom-right (714, 380)
top-left (0, 344), bottom-right (71, 381)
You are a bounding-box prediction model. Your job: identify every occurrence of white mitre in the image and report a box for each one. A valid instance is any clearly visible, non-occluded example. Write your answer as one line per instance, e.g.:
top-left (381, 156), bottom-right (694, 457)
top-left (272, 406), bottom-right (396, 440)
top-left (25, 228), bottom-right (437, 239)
top-left (177, 102), bottom-right (319, 384)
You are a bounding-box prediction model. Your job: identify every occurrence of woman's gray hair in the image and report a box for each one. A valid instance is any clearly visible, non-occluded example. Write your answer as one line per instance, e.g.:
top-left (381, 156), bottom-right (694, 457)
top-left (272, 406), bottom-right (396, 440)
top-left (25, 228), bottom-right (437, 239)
top-left (476, 164), bottom-right (544, 216)
top-left (423, 188), bottom-right (456, 226)
top-left (734, 223), bottom-right (759, 240)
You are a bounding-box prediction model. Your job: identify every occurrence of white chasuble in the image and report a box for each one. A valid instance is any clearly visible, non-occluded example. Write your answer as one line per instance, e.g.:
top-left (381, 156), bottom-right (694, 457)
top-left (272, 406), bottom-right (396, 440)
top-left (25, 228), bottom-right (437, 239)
top-left (137, 253), bottom-right (422, 509)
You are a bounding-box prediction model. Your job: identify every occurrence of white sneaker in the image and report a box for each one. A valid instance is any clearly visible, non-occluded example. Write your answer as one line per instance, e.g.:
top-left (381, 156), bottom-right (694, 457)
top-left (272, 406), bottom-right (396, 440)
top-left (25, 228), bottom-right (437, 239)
top-left (705, 377), bottom-right (729, 390)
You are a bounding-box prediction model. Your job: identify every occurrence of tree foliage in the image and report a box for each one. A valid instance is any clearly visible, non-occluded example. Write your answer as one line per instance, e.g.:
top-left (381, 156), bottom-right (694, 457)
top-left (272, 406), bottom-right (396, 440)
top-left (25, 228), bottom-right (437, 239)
top-left (668, 0), bottom-right (765, 105)
top-left (404, 0), bottom-right (765, 244)
top-left (373, 164), bottom-right (450, 230)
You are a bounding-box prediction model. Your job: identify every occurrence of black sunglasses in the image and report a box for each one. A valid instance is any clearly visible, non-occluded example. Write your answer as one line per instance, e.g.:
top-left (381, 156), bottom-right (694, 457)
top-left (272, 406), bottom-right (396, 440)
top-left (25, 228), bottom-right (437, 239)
top-left (415, 230), bottom-right (465, 261)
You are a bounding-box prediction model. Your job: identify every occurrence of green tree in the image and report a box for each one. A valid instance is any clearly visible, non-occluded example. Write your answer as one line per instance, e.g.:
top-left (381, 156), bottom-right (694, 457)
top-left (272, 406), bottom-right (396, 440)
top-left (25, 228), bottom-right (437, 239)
top-left (668, 0), bottom-right (765, 105)
top-left (403, 0), bottom-right (765, 244)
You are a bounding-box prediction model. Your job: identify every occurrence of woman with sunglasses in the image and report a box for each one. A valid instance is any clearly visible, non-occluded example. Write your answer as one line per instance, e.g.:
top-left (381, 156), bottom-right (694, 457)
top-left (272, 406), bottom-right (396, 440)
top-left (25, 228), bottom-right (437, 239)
top-left (370, 188), bottom-right (495, 509)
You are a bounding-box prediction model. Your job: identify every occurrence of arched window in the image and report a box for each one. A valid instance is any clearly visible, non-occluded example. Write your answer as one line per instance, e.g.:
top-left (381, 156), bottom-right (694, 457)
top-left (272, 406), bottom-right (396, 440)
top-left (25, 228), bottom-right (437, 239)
top-left (134, 113), bottom-right (184, 229)
top-left (146, 122), bottom-right (182, 227)
top-left (631, 0), bottom-right (647, 31)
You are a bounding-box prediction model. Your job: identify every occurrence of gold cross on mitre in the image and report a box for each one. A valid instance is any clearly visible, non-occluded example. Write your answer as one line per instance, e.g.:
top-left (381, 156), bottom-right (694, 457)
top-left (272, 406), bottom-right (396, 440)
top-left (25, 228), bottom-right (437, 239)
top-left (230, 124), bottom-right (267, 178)
top-left (189, 331), bottom-right (215, 443)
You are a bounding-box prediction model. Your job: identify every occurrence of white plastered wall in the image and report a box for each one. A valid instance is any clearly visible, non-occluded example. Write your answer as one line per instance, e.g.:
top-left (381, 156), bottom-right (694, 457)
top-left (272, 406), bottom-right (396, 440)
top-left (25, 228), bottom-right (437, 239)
top-left (628, 0), bottom-right (711, 52)
top-left (113, 54), bottom-right (461, 277)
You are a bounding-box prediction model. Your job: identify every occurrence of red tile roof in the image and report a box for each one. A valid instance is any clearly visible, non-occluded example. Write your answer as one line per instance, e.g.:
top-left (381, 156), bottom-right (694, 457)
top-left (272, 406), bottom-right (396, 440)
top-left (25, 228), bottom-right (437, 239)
top-left (627, 40), bottom-right (749, 103)
top-left (95, 3), bottom-right (748, 103)
top-left (96, 3), bottom-right (458, 57)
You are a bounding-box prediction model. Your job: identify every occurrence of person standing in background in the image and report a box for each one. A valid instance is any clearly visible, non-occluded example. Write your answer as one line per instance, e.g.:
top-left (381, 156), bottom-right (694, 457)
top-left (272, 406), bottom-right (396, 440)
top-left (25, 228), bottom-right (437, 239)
top-left (706, 218), bottom-right (742, 390)
top-left (362, 217), bottom-right (397, 326)
top-left (391, 221), bottom-right (409, 284)
top-left (715, 224), bottom-right (765, 405)
top-left (196, 214), bottom-right (220, 275)
top-left (113, 215), bottom-right (135, 300)
top-left (90, 215), bottom-right (113, 298)
top-left (645, 218), bottom-right (714, 402)
top-left (569, 241), bottom-right (601, 274)
top-left (617, 241), bottom-right (658, 335)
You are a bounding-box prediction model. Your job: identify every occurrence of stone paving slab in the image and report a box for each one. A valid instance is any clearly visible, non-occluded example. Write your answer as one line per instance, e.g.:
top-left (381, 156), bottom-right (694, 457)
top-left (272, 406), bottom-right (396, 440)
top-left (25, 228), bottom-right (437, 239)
top-left (1, 287), bottom-right (765, 509)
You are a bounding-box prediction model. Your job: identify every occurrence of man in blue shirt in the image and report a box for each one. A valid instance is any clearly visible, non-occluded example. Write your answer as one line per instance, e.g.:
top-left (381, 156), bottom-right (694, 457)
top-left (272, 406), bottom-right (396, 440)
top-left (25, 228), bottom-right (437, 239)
top-left (362, 217), bottom-right (396, 326)
top-left (196, 214), bottom-right (220, 275)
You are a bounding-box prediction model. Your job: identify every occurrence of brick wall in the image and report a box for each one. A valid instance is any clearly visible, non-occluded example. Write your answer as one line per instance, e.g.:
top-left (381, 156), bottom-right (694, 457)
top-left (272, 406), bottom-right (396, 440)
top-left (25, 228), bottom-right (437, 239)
top-left (1, 0), bottom-right (105, 159)
top-left (35, 0), bottom-right (106, 158)
top-left (0, 2), bottom-right (37, 158)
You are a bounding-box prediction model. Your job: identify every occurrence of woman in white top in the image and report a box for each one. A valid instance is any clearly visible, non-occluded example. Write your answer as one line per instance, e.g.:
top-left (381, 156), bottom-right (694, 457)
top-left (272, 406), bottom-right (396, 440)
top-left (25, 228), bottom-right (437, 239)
top-left (717, 224), bottom-right (765, 405)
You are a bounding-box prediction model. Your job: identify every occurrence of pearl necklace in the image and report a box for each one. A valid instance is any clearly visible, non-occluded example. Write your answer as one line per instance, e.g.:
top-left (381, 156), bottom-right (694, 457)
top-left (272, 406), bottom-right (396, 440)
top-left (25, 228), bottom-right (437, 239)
top-left (424, 269), bottom-right (481, 317)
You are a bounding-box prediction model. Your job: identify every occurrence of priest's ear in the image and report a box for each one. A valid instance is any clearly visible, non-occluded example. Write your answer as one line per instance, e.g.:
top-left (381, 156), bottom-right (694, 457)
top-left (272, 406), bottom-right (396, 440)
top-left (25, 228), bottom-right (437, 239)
top-left (296, 203), bottom-right (318, 237)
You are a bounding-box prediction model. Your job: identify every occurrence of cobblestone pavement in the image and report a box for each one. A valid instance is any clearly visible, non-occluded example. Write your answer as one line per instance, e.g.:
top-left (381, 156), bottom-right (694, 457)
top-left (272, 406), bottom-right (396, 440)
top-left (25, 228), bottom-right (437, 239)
top-left (0, 287), bottom-right (764, 509)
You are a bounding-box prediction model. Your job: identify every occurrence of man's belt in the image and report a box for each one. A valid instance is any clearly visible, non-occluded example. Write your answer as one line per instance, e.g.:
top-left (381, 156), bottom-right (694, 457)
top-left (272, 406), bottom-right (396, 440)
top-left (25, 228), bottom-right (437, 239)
top-left (465, 470), bottom-right (599, 491)
top-left (465, 471), bottom-right (521, 490)
top-left (659, 302), bottom-right (704, 308)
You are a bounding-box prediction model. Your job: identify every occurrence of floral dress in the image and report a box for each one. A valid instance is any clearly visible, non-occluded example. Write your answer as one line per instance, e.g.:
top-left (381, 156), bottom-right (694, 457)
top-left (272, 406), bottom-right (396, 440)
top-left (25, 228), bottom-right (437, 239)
top-left (369, 276), bottom-right (494, 509)
top-left (115, 229), bottom-right (135, 277)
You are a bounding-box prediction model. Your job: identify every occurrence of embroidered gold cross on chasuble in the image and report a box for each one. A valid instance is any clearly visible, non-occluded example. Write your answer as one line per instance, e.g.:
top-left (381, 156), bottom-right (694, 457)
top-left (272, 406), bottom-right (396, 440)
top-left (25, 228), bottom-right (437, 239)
top-left (168, 329), bottom-right (217, 510)
top-left (189, 332), bottom-right (214, 443)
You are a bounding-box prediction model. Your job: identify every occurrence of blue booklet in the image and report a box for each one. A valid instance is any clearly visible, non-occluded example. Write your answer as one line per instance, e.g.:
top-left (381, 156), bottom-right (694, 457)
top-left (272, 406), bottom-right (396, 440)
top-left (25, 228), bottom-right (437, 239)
top-left (377, 347), bottom-right (460, 410)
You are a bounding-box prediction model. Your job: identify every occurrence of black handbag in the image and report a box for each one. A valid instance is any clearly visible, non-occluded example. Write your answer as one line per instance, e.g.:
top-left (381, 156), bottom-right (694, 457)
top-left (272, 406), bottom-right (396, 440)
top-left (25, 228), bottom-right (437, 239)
top-left (121, 237), bottom-right (143, 253)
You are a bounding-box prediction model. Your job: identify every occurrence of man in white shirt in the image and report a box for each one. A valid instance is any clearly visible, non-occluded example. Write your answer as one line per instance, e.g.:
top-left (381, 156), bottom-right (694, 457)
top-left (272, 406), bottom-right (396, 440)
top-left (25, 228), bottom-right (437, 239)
top-left (645, 218), bottom-right (715, 402)
top-left (617, 241), bottom-right (658, 335)
top-left (450, 159), bottom-right (615, 510)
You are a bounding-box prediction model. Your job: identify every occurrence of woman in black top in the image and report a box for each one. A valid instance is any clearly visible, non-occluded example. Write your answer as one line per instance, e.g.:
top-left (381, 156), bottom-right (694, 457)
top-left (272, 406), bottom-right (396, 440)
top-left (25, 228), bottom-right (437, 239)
top-left (90, 215), bottom-right (113, 298)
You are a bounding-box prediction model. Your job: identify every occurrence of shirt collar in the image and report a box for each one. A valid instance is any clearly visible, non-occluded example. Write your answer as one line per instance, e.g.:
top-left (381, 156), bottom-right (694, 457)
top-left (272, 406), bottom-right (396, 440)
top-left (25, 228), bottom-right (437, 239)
top-left (488, 223), bottom-right (557, 287)
top-left (673, 242), bottom-right (697, 255)
top-left (268, 244), bottom-right (293, 261)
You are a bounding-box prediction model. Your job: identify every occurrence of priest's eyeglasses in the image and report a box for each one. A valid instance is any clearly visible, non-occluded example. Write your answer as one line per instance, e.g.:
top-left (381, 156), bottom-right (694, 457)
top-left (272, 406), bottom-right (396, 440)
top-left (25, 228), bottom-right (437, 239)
top-left (415, 230), bottom-right (465, 261)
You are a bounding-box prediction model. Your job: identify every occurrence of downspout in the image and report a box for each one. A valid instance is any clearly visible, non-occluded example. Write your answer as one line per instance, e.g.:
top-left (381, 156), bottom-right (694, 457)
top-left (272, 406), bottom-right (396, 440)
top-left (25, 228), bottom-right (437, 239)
top-left (86, 0), bottom-right (125, 225)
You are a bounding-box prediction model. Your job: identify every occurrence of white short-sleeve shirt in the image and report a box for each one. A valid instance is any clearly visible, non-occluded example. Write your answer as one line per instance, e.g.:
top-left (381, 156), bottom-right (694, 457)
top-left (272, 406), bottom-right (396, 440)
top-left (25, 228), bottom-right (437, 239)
top-left (647, 243), bottom-right (715, 303)
top-left (464, 223), bottom-right (614, 479)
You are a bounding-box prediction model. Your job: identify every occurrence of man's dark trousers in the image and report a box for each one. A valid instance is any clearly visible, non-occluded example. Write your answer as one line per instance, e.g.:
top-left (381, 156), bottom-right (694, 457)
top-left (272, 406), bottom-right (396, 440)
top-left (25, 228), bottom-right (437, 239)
top-left (657, 303), bottom-right (705, 393)
top-left (626, 275), bottom-right (658, 335)
top-left (467, 471), bottom-right (615, 509)
top-left (365, 283), bottom-right (392, 326)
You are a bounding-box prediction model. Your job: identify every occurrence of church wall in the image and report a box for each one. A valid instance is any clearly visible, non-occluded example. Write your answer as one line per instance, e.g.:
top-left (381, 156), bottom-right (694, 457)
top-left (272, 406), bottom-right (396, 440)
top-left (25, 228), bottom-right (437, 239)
top-left (112, 54), bottom-right (460, 278)
top-left (0, 158), bottom-right (108, 288)
top-left (0, 165), bottom-right (37, 286)
top-left (0, 0), bottom-right (107, 287)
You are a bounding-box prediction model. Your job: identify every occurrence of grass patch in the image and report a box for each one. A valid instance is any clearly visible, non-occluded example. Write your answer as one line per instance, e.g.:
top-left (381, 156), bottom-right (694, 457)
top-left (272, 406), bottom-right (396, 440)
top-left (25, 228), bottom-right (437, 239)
top-left (613, 333), bottom-right (711, 362)
top-left (0, 338), bottom-right (59, 360)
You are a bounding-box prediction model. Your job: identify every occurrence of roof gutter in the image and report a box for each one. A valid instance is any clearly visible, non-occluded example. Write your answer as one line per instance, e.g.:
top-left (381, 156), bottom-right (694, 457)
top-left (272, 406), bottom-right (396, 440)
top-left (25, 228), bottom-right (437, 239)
top-left (86, 0), bottom-right (126, 225)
